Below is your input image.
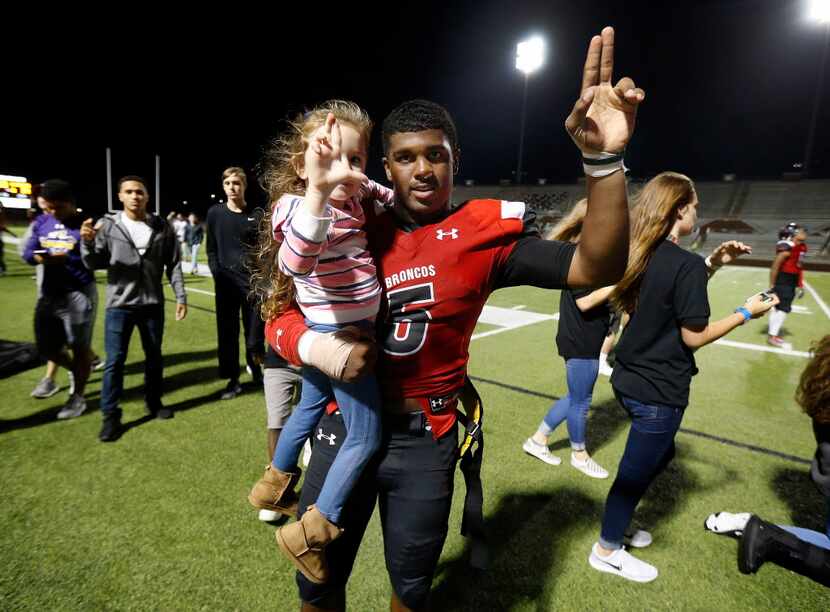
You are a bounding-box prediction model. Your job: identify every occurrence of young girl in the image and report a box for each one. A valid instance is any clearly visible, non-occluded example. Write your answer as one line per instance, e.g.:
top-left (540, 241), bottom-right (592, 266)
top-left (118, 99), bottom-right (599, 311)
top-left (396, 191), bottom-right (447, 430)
top-left (248, 100), bottom-right (393, 584)
top-left (588, 171), bottom-right (777, 583)
top-left (523, 200), bottom-right (613, 479)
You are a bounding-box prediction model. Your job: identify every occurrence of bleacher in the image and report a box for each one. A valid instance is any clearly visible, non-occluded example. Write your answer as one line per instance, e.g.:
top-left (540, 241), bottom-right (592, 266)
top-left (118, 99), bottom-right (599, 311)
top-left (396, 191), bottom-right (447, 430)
top-left (452, 179), bottom-right (830, 264)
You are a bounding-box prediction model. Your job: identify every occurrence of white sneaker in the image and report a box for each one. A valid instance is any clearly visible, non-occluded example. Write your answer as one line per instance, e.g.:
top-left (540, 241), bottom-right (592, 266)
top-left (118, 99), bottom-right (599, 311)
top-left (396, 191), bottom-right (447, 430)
top-left (589, 543), bottom-right (658, 583)
top-left (30, 377), bottom-right (60, 399)
top-left (705, 511), bottom-right (751, 535)
top-left (57, 394), bottom-right (87, 420)
top-left (598, 362), bottom-right (614, 377)
top-left (258, 509), bottom-right (281, 523)
top-left (522, 438), bottom-right (562, 465)
top-left (301, 438), bottom-right (313, 468)
top-left (571, 453), bottom-right (609, 479)
top-left (625, 529), bottom-right (653, 548)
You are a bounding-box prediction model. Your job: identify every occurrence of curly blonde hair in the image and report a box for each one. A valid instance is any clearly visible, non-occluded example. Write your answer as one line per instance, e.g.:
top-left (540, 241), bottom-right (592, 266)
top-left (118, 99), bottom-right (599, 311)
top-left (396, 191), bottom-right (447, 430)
top-left (251, 100), bottom-right (373, 322)
top-left (796, 335), bottom-right (830, 424)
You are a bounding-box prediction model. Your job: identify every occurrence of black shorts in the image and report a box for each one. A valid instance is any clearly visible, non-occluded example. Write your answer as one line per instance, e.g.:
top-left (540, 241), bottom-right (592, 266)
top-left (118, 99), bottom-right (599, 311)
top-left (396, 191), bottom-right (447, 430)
top-left (34, 286), bottom-right (95, 357)
top-left (296, 410), bottom-right (458, 610)
top-left (773, 272), bottom-right (798, 313)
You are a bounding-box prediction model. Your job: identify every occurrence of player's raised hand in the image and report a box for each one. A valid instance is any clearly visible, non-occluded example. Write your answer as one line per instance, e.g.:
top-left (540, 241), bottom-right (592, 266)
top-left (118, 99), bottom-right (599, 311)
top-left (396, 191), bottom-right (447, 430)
top-left (304, 113), bottom-right (368, 199)
top-left (709, 240), bottom-right (752, 267)
top-left (565, 27), bottom-right (645, 154)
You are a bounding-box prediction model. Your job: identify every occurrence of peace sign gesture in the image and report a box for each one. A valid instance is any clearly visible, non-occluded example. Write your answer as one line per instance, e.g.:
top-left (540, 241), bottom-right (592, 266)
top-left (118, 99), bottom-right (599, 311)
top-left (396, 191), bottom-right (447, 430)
top-left (565, 27), bottom-right (645, 155)
top-left (304, 113), bottom-right (368, 200)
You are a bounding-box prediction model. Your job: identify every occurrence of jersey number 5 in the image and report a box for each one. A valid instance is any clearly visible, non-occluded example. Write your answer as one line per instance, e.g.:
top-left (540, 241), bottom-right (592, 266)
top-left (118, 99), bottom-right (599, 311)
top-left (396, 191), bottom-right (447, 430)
top-left (383, 282), bottom-right (434, 356)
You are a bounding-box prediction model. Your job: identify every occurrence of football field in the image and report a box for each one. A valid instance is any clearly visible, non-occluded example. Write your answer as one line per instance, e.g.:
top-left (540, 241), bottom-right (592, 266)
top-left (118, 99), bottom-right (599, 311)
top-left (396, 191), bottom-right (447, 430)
top-left (1, 246), bottom-right (829, 610)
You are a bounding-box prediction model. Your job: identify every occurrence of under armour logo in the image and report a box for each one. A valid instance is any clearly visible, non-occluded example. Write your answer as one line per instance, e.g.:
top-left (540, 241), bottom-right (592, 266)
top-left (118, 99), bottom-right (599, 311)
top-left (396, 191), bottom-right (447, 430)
top-left (317, 428), bottom-right (337, 446)
top-left (436, 228), bottom-right (459, 240)
top-left (275, 328), bottom-right (284, 351)
top-left (430, 397), bottom-right (446, 410)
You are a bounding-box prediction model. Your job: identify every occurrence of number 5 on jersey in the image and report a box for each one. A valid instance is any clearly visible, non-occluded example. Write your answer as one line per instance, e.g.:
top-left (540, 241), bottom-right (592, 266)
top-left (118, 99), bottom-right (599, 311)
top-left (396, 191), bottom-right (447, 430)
top-left (383, 282), bottom-right (435, 356)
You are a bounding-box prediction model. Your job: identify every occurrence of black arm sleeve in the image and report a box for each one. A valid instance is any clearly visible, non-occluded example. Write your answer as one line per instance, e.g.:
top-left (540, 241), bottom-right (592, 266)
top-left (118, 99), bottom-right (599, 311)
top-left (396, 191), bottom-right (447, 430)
top-left (494, 237), bottom-right (577, 290)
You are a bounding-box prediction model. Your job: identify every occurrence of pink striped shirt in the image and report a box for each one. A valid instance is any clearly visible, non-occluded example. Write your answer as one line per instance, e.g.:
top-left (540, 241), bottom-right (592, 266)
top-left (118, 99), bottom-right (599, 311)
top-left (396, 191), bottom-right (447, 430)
top-left (273, 180), bottom-right (395, 324)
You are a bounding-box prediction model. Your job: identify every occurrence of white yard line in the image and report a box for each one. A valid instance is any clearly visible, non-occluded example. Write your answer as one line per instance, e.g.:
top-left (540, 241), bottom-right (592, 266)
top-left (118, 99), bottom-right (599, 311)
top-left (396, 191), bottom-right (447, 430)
top-left (804, 281), bottom-right (830, 320)
top-left (511, 305), bottom-right (526, 310)
top-left (186, 287), bottom-right (216, 297)
top-left (714, 338), bottom-right (810, 358)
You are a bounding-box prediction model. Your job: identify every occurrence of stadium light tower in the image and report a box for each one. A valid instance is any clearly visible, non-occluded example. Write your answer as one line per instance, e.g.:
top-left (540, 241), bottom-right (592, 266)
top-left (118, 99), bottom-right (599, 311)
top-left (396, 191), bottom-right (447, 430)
top-left (515, 36), bottom-right (545, 185)
top-left (803, 0), bottom-right (830, 176)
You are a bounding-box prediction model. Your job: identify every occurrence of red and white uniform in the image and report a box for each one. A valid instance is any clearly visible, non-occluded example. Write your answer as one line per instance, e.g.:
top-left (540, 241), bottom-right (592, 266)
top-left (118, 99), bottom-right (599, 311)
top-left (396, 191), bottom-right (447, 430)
top-left (269, 198), bottom-right (531, 437)
top-left (776, 239), bottom-right (807, 286)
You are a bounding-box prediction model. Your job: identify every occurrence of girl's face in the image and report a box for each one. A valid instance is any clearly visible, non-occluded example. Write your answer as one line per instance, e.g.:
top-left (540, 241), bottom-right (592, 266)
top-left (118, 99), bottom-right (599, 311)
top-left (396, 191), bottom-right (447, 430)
top-left (311, 122), bottom-right (368, 202)
top-left (677, 194), bottom-right (699, 237)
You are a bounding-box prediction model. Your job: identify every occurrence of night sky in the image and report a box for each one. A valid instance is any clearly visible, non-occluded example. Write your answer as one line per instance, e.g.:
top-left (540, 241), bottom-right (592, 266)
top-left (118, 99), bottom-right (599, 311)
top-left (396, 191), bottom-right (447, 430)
top-left (3, 0), bottom-right (829, 216)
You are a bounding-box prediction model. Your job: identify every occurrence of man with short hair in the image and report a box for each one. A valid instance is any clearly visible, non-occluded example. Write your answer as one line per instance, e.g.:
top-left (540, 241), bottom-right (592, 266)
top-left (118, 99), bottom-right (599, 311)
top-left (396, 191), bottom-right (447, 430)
top-left (22, 179), bottom-right (95, 419)
top-left (206, 167), bottom-right (264, 399)
top-left (267, 27), bottom-right (644, 611)
top-left (81, 176), bottom-right (187, 441)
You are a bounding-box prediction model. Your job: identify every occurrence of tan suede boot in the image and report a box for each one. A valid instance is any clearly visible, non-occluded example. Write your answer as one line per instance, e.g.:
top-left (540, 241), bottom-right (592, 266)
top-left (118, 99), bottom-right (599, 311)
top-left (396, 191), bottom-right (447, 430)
top-left (247, 465), bottom-right (301, 517)
top-left (275, 505), bottom-right (344, 584)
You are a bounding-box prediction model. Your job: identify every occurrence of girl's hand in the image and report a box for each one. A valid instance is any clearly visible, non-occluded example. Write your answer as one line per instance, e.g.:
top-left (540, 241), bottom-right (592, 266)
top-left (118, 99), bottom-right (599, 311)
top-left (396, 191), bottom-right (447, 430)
top-left (709, 240), bottom-right (752, 268)
top-left (744, 292), bottom-right (779, 318)
top-left (304, 113), bottom-right (368, 199)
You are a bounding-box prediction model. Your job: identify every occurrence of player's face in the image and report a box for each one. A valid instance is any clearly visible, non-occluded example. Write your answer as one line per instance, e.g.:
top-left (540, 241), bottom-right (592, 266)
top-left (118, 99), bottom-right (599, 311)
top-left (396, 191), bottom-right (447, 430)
top-left (223, 175), bottom-right (245, 200)
top-left (383, 129), bottom-right (456, 224)
top-left (118, 181), bottom-right (148, 216)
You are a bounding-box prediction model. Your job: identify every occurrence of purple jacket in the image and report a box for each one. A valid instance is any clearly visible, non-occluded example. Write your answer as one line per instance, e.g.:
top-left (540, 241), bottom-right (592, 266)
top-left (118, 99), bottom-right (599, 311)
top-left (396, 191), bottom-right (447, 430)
top-left (22, 213), bottom-right (93, 296)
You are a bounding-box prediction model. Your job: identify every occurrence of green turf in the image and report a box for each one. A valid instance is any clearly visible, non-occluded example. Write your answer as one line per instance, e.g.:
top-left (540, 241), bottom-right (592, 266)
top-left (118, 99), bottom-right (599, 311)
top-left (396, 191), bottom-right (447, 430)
top-left (1, 249), bottom-right (829, 610)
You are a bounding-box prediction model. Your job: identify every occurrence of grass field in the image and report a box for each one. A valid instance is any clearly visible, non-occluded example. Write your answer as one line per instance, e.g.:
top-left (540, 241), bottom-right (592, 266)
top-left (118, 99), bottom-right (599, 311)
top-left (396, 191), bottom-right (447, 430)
top-left (1, 237), bottom-right (830, 611)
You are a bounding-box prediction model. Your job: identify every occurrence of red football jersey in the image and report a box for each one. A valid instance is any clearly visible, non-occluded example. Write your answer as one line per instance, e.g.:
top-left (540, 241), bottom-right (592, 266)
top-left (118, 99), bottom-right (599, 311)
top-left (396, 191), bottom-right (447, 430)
top-left (779, 241), bottom-right (807, 277)
top-left (267, 198), bottom-right (528, 437)
top-left (367, 199), bottom-right (525, 404)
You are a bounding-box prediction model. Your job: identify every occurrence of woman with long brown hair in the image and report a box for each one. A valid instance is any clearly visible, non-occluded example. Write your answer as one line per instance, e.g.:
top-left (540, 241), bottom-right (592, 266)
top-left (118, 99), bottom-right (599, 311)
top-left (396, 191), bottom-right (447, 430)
top-left (523, 200), bottom-right (614, 479)
top-left (589, 171), bottom-right (778, 582)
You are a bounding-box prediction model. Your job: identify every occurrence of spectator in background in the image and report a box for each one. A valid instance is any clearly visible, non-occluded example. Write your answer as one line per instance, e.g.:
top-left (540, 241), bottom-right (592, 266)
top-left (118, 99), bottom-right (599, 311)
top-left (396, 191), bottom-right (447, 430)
top-left (175, 213), bottom-right (190, 261)
top-left (768, 222), bottom-right (808, 349)
top-left (21, 179), bottom-right (95, 419)
top-left (186, 212), bottom-right (203, 274)
top-left (0, 201), bottom-right (10, 275)
top-left (81, 175), bottom-right (187, 442)
top-left (206, 167), bottom-right (264, 400)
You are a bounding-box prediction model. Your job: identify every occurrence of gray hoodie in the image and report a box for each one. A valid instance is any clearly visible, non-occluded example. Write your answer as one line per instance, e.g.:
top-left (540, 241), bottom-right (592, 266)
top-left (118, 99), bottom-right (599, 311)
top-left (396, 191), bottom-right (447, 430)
top-left (81, 212), bottom-right (186, 308)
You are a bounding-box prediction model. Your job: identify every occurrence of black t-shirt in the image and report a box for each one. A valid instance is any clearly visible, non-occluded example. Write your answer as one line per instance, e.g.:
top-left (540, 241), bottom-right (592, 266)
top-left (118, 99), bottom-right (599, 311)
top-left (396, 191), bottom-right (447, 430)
top-left (205, 204), bottom-right (262, 287)
top-left (611, 240), bottom-right (710, 408)
top-left (556, 288), bottom-right (611, 359)
top-left (263, 344), bottom-right (289, 369)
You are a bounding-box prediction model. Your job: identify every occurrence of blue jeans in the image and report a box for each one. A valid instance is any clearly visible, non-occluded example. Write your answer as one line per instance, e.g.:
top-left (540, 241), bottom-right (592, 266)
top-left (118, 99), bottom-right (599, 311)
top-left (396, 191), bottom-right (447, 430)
top-left (272, 322), bottom-right (381, 525)
top-left (543, 358), bottom-right (599, 450)
top-left (599, 392), bottom-right (685, 549)
top-left (100, 305), bottom-right (165, 416)
top-left (190, 243), bottom-right (200, 272)
top-left (781, 498), bottom-right (830, 550)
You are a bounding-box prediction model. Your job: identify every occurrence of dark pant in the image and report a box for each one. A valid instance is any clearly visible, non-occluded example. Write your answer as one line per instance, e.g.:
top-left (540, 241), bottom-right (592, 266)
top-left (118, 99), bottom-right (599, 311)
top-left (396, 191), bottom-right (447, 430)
top-left (100, 305), bottom-right (165, 416)
top-left (296, 410), bottom-right (458, 610)
top-left (599, 391), bottom-right (685, 549)
top-left (213, 272), bottom-right (264, 380)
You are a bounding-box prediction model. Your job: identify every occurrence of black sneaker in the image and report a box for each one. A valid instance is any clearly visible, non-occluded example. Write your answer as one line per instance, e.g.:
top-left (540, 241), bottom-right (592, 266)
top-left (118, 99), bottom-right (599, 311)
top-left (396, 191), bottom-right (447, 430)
top-left (220, 379), bottom-right (242, 400)
top-left (157, 406), bottom-right (174, 419)
top-left (738, 515), bottom-right (769, 574)
top-left (99, 415), bottom-right (122, 442)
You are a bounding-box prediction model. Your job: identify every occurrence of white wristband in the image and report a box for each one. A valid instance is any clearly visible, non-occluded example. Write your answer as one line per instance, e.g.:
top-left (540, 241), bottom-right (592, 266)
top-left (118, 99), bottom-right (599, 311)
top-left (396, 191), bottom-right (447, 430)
top-left (583, 151), bottom-right (626, 178)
